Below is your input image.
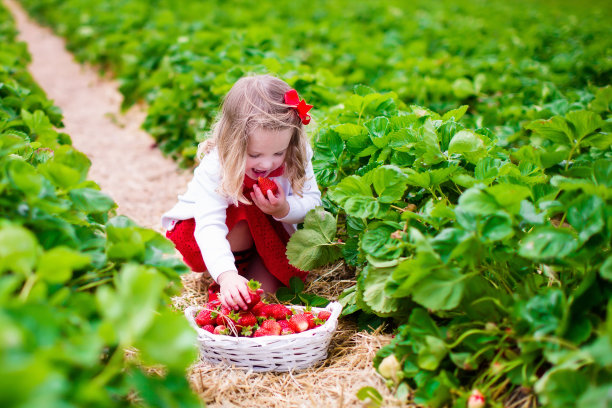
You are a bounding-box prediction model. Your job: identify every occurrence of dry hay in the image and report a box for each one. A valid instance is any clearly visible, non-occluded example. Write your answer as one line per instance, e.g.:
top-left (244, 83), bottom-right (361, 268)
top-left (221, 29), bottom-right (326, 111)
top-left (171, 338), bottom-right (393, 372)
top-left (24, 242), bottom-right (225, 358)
top-left (172, 264), bottom-right (412, 408)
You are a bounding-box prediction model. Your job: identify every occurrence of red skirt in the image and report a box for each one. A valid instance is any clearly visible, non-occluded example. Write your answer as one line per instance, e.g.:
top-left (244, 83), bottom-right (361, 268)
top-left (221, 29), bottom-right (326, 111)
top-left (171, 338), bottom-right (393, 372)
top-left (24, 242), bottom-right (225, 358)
top-left (165, 203), bottom-right (307, 286)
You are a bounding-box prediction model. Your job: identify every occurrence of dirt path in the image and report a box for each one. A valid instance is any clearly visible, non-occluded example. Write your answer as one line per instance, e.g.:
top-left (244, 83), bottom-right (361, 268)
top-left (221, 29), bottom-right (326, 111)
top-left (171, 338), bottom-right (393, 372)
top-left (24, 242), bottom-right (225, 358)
top-left (5, 0), bottom-right (191, 231)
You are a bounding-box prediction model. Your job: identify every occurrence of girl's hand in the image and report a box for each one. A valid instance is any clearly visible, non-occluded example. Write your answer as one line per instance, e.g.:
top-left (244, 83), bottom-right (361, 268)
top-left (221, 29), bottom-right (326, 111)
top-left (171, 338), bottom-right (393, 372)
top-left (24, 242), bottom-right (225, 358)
top-left (250, 183), bottom-right (290, 219)
top-left (217, 271), bottom-right (250, 310)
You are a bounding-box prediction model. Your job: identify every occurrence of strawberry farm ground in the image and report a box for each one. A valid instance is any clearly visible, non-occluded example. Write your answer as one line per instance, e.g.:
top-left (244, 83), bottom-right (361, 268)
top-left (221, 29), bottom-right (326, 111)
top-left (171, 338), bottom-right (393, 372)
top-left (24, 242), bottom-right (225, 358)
top-left (6, 1), bottom-right (405, 406)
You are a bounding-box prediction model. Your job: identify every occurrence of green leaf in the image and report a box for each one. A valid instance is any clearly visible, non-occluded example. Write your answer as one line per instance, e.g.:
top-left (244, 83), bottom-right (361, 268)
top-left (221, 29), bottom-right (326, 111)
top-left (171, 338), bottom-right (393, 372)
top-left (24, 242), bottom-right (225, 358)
top-left (441, 105), bottom-right (469, 121)
top-left (486, 183), bottom-right (532, 214)
top-left (372, 165), bottom-right (408, 203)
top-left (448, 130), bottom-right (484, 155)
top-left (359, 265), bottom-right (402, 315)
top-left (0, 224), bottom-right (39, 276)
top-left (451, 78), bottom-right (475, 99)
top-left (96, 264), bottom-right (168, 344)
top-left (356, 386), bottom-right (383, 408)
top-left (566, 194), bottom-right (604, 243)
top-left (589, 85), bottom-right (612, 113)
top-left (519, 227), bottom-right (577, 261)
top-left (328, 175), bottom-right (372, 206)
top-left (411, 267), bottom-right (466, 311)
top-left (134, 308), bottom-right (197, 370)
top-left (565, 110), bottom-right (603, 141)
top-left (68, 188), bottom-right (115, 213)
top-left (286, 207), bottom-right (341, 270)
top-left (525, 116), bottom-right (572, 145)
top-left (344, 196), bottom-right (381, 218)
top-left (365, 116), bottom-right (390, 148)
top-left (577, 384), bottom-right (612, 408)
top-left (457, 186), bottom-right (500, 216)
top-left (7, 159), bottom-right (43, 196)
top-left (417, 335), bottom-right (448, 371)
top-left (537, 369), bottom-right (588, 408)
top-left (600, 256), bottom-right (612, 281)
top-left (37, 161), bottom-right (82, 189)
top-left (36, 247), bottom-right (90, 284)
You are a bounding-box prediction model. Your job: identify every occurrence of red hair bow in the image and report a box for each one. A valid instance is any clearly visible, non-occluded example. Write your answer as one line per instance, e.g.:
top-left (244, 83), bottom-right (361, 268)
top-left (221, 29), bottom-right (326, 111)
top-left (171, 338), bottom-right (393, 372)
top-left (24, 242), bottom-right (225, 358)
top-left (284, 89), bottom-right (313, 125)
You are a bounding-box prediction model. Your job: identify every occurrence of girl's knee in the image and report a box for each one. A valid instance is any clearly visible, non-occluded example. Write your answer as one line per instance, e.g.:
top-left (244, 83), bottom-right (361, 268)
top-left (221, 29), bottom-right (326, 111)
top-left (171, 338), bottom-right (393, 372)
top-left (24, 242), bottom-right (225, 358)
top-left (226, 220), bottom-right (253, 252)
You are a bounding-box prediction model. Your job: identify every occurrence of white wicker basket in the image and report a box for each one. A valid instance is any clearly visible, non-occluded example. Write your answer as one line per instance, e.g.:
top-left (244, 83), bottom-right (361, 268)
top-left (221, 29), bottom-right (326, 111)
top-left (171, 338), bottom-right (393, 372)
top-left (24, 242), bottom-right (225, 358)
top-left (184, 302), bottom-right (342, 372)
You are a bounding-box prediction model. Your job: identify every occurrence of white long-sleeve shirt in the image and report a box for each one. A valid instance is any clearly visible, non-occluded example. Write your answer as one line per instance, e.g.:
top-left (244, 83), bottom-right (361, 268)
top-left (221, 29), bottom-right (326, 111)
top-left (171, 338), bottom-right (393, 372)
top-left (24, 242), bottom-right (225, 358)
top-left (161, 148), bottom-right (322, 282)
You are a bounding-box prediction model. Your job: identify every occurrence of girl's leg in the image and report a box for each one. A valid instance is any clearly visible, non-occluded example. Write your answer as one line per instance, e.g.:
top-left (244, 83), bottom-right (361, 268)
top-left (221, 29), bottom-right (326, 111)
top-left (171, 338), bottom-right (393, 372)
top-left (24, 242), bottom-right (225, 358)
top-left (226, 220), bottom-right (253, 252)
top-left (244, 254), bottom-right (283, 293)
top-left (226, 220), bottom-right (283, 293)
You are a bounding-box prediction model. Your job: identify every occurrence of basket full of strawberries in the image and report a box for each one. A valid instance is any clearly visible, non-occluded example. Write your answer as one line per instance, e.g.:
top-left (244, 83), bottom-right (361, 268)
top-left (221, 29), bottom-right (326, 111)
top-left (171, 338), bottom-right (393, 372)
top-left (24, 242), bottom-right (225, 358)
top-left (184, 280), bottom-right (342, 372)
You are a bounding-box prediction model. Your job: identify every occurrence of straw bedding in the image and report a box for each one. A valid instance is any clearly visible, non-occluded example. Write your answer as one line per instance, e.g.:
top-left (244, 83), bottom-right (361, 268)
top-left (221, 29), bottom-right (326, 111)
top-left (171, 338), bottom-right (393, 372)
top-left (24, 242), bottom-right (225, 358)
top-left (173, 263), bottom-right (411, 408)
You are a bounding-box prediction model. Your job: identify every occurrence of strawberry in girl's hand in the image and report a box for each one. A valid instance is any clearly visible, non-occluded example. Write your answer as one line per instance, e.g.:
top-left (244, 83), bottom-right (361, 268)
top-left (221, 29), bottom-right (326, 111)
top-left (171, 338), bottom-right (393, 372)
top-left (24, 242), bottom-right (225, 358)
top-left (245, 279), bottom-right (264, 307)
top-left (257, 177), bottom-right (278, 195)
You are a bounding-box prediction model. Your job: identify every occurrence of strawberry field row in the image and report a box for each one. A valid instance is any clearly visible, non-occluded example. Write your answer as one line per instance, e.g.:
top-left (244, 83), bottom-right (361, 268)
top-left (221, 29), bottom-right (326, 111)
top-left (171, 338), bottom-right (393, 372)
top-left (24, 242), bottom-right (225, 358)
top-left (12, 0), bottom-right (612, 406)
top-left (18, 0), bottom-right (612, 166)
top-left (0, 5), bottom-right (199, 407)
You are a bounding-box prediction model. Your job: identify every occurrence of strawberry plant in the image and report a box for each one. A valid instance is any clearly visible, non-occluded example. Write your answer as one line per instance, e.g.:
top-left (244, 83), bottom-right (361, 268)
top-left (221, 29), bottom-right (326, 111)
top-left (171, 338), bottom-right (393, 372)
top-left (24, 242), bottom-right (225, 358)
top-left (288, 85), bottom-right (611, 406)
top-left (0, 5), bottom-right (199, 406)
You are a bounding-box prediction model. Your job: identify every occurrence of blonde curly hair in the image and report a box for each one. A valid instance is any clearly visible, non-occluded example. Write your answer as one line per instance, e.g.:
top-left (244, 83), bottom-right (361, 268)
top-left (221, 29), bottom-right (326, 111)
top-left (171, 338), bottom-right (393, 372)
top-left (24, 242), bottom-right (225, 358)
top-left (198, 74), bottom-right (310, 205)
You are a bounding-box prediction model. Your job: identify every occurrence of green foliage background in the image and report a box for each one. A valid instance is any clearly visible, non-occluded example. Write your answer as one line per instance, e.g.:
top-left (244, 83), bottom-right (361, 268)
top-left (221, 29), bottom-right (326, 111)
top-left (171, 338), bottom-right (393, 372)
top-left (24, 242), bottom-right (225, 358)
top-left (0, 5), bottom-right (200, 407)
top-left (9, 0), bottom-right (612, 406)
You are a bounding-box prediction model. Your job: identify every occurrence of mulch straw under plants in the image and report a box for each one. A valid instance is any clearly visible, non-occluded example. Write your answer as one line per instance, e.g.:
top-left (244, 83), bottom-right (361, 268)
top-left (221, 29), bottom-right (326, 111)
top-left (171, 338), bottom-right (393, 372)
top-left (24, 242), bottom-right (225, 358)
top-left (172, 263), bottom-right (411, 408)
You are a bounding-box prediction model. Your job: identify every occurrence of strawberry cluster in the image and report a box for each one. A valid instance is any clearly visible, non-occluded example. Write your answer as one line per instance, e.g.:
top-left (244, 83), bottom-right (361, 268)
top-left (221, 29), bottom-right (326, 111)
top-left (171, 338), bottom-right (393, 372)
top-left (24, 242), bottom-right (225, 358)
top-left (194, 281), bottom-right (331, 337)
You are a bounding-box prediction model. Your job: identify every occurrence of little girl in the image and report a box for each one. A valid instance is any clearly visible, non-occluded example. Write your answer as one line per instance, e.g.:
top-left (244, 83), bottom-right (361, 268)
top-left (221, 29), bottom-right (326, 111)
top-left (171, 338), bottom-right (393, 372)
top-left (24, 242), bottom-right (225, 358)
top-left (162, 74), bottom-right (321, 311)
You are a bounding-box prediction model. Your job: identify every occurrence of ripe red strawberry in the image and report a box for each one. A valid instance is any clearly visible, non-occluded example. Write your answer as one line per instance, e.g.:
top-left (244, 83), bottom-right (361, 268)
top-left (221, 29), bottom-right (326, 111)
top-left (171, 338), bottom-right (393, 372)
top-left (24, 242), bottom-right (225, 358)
top-left (267, 304), bottom-right (292, 320)
top-left (201, 324), bottom-right (215, 333)
top-left (251, 301), bottom-right (267, 317)
top-left (213, 325), bottom-right (230, 335)
top-left (195, 309), bottom-right (218, 327)
top-left (231, 311), bottom-right (257, 329)
top-left (317, 311), bottom-right (331, 321)
top-left (289, 314), bottom-right (310, 333)
top-left (303, 312), bottom-right (316, 329)
top-left (261, 319), bottom-right (282, 335)
top-left (215, 306), bottom-right (231, 326)
top-left (277, 320), bottom-right (293, 335)
top-left (253, 327), bottom-right (271, 337)
top-left (207, 283), bottom-right (221, 302)
top-left (257, 177), bottom-right (278, 195)
top-left (245, 280), bottom-right (263, 307)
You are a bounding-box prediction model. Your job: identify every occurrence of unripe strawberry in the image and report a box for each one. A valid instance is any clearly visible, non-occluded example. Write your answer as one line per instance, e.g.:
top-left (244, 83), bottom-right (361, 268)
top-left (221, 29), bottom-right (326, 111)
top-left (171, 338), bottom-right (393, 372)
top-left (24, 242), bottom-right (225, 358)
top-left (467, 389), bottom-right (485, 408)
top-left (378, 354), bottom-right (400, 383)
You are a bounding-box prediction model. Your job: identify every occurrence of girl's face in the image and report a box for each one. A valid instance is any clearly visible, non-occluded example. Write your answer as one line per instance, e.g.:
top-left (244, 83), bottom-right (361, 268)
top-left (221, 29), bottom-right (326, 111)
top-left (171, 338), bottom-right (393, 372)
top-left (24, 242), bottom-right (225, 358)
top-left (245, 127), bottom-right (292, 179)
